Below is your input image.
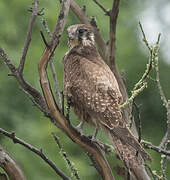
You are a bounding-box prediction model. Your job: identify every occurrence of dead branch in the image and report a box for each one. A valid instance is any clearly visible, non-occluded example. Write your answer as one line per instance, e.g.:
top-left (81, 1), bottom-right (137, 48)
top-left (109, 0), bottom-right (120, 68)
top-left (142, 141), bottom-right (170, 157)
top-left (0, 46), bottom-right (49, 116)
top-left (0, 0), bottom-right (49, 117)
top-left (92, 0), bottom-right (110, 16)
top-left (41, 18), bottom-right (62, 110)
top-left (52, 133), bottom-right (80, 180)
top-left (18, 0), bottom-right (39, 73)
top-left (0, 145), bottom-right (26, 180)
top-left (154, 36), bottom-right (170, 178)
top-left (0, 128), bottom-right (70, 180)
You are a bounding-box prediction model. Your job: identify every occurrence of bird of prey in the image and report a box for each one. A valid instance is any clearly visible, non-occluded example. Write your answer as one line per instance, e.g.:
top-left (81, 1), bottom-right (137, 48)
top-left (63, 24), bottom-right (151, 168)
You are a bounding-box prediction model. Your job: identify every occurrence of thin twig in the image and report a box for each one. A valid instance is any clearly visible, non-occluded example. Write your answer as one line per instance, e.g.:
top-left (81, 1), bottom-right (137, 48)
top-left (0, 47), bottom-right (49, 116)
top-left (18, 0), bottom-right (39, 73)
top-left (152, 33), bottom-right (170, 178)
top-left (109, 0), bottom-right (120, 68)
top-left (133, 102), bottom-right (142, 143)
top-left (42, 18), bottom-right (52, 37)
top-left (161, 155), bottom-right (167, 180)
top-left (120, 24), bottom-right (160, 109)
top-left (40, 30), bottom-right (50, 48)
top-left (52, 133), bottom-right (80, 180)
top-left (0, 128), bottom-right (71, 180)
top-left (0, 47), bottom-right (17, 74)
top-left (92, 0), bottom-right (110, 16)
top-left (139, 22), bottom-right (152, 52)
top-left (154, 37), bottom-right (167, 108)
top-left (141, 140), bottom-right (170, 157)
top-left (41, 17), bottom-right (62, 110)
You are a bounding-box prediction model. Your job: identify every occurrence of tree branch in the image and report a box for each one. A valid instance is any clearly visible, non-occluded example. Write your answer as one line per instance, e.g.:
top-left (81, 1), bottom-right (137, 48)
top-left (142, 141), bottom-right (170, 157)
top-left (0, 145), bottom-right (26, 180)
top-left (92, 0), bottom-right (110, 16)
top-left (52, 133), bottom-right (80, 180)
top-left (18, 0), bottom-right (39, 74)
top-left (0, 128), bottom-right (70, 180)
top-left (0, 44), bottom-right (49, 117)
top-left (109, 0), bottom-right (120, 68)
top-left (41, 18), bottom-right (62, 110)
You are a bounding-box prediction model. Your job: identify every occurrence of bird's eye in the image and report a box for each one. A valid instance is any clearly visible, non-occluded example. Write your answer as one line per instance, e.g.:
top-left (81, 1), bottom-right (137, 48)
top-left (78, 28), bottom-right (85, 35)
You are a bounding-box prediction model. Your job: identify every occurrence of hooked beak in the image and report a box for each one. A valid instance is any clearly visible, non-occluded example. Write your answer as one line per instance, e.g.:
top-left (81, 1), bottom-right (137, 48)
top-left (68, 33), bottom-right (75, 41)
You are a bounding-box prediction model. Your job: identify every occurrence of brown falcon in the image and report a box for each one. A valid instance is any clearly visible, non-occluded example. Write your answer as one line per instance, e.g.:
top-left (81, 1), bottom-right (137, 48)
top-left (63, 24), bottom-right (151, 167)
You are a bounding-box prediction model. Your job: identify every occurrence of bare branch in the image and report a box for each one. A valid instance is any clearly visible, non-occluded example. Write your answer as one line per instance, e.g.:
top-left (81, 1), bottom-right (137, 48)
top-left (18, 0), bottom-right (39, 73)
top-left (92, 0), bottom-right (110, 16)
top-left (41, 17), bottom-right (62, 110)
top-left (42, 18), bottom-right (52, 37)
top-left (120, 24), bottom-right (160, 108)
top-left (154, 36), bottom-right (167, 108)
top-left (161, 155), bottom-right (167, 180)
top-left (52, 133), bottom-right (80, 180)
top-left (40, 30), bottom-right (50, 48)
top-left (0, 47), bottom-right (17, 74)
top-left (139, 22), bottom-right (152, 51)
top-left (0, 145), bottom-right (26, 180)
top-left (108, 0), bottom-right (120, 68)
top-left (49, 0), bottom-right (70, 50)
top-left (142, 141), bottom-right (170, 157)
top-left (0, 46), bottom-right (49, 117)
top-left (0, 128), bottom-right (71, 180)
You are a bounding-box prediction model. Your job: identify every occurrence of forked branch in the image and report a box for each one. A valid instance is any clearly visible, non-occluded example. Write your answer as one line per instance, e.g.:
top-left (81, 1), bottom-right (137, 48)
top-left (0, 128), bottom-right (70, 180)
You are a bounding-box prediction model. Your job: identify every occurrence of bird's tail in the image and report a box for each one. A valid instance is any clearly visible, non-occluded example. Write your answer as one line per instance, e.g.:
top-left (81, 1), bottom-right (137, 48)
top-left (107, 127), bottom-right (151, 166)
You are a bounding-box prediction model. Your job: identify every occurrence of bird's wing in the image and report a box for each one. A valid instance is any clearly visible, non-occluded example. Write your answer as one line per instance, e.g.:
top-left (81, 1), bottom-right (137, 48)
top-left (69, 57), bottom-right (122, 127)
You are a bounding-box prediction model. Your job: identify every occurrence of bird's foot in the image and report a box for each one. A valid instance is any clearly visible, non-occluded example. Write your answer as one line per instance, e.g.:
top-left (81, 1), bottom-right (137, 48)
top-left (89, 128), bottom-right (99, 142)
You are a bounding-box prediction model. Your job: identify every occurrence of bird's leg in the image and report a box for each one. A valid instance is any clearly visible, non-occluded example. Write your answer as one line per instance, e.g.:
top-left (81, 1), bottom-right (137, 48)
top-left (76, 121), bottom-right (84, 135)
top-left (91, 127), bottom-right (99, 141)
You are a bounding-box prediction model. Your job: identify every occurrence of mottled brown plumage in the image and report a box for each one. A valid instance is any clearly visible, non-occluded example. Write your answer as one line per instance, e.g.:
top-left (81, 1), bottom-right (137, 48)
top-left (63, 24), bottom-right (151, 167)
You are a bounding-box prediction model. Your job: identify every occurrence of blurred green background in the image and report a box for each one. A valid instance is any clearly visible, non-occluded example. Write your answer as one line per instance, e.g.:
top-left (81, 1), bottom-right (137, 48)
top-left (0, 0), bottom-right (170, 179)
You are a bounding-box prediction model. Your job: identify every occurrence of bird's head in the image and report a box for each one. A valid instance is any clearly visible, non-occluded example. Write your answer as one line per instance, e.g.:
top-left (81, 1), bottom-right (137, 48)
top-left (67, 24), bottom-right (95, 49)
